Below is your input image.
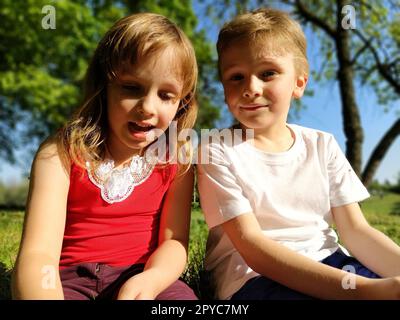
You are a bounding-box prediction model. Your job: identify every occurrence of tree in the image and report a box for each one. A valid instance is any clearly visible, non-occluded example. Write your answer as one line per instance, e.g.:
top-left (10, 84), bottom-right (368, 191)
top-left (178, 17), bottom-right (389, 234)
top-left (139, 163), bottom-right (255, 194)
top-left (0, 0), bottom-right (220, 165)
top-left (285, 0), bottom-right (399, 187)
top-left (0, 0), bottom-right (123, 163)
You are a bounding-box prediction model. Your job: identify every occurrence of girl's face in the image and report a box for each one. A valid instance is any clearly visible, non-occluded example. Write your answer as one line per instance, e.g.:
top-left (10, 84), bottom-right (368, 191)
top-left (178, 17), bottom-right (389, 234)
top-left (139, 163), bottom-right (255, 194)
top-left (106, 47), bottom-right (183, 159)
top-left (220, 40), bottom-right (307, 134)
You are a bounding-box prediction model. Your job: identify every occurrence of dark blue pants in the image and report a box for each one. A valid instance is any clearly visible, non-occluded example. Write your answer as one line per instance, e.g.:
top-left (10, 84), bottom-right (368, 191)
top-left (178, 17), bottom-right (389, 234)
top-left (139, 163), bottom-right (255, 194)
top-left (231, 250), bottom-right (380, 300)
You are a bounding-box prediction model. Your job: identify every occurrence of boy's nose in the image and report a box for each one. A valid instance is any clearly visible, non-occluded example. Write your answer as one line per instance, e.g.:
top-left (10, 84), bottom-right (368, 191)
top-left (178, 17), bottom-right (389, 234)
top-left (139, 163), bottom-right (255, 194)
top-left (243, 76), bottom-right (262, 98)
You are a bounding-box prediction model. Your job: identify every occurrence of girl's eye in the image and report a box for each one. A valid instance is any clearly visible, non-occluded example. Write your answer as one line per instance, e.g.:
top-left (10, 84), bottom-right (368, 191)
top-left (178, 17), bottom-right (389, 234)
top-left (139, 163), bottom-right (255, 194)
top-left (159, 92), bottom-right (175, 101)
top-left (261, 71), bottom-right (277, 79)
top-left (122, 85), bottom-right (141, 93)
top-left (229, 74), bottom-right (244, 81)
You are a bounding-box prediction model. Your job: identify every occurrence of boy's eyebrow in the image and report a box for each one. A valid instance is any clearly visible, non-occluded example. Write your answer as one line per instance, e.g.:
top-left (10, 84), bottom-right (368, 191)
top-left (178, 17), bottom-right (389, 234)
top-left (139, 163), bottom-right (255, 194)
top-left (221, 58), bottom-right (283, 73)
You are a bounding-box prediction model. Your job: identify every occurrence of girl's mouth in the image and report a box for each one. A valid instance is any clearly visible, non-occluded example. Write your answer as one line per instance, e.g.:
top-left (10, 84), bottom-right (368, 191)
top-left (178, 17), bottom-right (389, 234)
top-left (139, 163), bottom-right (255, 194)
top-left (128, 121), bottom-right (155, 132)
top-left (128, 121), bottom-right (156, 140)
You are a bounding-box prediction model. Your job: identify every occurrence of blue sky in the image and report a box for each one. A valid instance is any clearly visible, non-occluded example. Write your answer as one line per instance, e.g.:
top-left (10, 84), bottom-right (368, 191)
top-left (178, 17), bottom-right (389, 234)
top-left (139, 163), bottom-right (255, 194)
top-left (0, 2), bottom-right (399, 185)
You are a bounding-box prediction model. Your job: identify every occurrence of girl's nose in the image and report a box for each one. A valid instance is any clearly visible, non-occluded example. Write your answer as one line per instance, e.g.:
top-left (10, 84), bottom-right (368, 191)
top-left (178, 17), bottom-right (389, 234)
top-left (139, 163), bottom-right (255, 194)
top-left (243, 76), bottom-right (262, 99)
top-left (137, 92), bottom-right (157, 117)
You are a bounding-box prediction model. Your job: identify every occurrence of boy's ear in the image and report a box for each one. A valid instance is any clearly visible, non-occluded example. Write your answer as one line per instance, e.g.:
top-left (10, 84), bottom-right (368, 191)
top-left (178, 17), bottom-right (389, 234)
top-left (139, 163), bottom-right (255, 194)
top-left (293, 74), bottom-right (308, 99)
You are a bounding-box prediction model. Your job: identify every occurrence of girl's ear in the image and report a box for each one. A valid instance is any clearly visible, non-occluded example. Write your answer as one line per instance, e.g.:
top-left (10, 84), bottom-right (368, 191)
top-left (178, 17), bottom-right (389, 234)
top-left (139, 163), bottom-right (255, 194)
top-left (293, 74), bottom-right (308, 99)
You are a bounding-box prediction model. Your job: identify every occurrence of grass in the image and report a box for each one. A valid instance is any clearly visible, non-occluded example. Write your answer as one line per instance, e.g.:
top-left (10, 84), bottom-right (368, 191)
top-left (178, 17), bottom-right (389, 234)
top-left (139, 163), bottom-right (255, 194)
top-left (0, 211), bottom-right (24, 300)
top-left (1, 193), bottom-right (400, 300)
top-left (361, 193), bottom-right (400, 245)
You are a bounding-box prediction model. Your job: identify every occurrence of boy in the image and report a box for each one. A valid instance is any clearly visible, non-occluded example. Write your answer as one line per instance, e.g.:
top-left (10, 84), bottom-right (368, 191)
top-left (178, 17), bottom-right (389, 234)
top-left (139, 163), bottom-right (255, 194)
top-left (197, 8), bottom-right (400, 300)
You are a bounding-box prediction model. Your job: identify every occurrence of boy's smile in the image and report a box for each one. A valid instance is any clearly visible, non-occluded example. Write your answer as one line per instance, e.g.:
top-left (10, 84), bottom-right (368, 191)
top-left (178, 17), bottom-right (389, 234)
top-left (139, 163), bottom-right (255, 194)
top-left (220, 40), bottom-right (307, 136)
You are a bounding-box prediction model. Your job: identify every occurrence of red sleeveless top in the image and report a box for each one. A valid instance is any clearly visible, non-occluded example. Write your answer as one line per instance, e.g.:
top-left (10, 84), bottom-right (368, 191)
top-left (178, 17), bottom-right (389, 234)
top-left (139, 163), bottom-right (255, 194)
top-left (59, 163), bottom-right (177, 268)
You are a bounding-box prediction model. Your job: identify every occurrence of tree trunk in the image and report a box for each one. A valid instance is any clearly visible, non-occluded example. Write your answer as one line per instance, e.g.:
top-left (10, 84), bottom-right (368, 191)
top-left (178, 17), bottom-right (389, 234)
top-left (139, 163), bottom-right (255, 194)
top-left (335, 0), bottom-right (363, 176)
top-left (362, 118), bottom-right (400, 187)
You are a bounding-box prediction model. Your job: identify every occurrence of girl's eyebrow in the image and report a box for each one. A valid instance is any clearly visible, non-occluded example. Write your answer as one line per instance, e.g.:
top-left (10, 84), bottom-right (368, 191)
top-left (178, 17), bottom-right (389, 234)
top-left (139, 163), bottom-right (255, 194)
top-left (117, 75), bottom-right (182, 93)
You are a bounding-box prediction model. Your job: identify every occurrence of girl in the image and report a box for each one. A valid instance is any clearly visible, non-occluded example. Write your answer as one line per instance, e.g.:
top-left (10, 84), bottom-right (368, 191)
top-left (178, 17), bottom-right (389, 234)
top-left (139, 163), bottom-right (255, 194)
top-left (197, 8), bottom-right (400, 300)
top-left (12, 12), bottom-right (198, 300)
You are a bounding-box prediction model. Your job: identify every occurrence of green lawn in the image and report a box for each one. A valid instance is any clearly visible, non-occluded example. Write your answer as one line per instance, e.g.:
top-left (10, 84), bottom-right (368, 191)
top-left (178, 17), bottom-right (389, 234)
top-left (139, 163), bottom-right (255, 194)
top-left (361, 193), bottom-right (400, 244)
top-left (0, 211), bottom-right (24, 300)
top-left (1, 193), bottom-right (399, 300)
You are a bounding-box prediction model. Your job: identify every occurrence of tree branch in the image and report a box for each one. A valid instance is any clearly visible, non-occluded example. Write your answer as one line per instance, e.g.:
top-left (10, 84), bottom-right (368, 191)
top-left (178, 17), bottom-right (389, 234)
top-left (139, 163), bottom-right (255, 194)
top-left (354, 29), bottom-right (400, 94)
top-left (362, 117), bottom-right (400, 187)
top-left (350, 39), bottom-right (372, 65)
top-left (293, 0), bottom-right (336, 39)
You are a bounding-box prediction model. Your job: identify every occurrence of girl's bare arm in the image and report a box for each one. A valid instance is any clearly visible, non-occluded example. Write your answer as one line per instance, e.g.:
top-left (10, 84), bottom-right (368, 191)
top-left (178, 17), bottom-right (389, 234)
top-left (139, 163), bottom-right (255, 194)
top-left (12, 142), bottom-right (69, 299)
top-left (117, 167), bottom-right (194, 299)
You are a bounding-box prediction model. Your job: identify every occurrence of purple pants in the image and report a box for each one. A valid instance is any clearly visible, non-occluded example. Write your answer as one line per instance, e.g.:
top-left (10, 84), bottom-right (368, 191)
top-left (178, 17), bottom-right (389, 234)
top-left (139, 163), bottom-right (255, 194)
top-left (60, 263), bottom-right (198, 300)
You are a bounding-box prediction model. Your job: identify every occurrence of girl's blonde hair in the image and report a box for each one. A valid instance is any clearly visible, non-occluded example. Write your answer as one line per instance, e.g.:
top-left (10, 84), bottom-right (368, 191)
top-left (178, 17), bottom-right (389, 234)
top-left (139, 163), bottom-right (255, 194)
top-left (217, 8), bottom-right (309, 76)
top-left (55, 12), bottom-right (198, 174)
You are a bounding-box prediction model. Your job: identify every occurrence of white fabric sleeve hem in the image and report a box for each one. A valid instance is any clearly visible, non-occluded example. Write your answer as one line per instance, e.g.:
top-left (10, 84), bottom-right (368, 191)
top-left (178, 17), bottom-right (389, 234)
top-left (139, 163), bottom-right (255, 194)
top-left (330, 191), bottom-right (370, 208)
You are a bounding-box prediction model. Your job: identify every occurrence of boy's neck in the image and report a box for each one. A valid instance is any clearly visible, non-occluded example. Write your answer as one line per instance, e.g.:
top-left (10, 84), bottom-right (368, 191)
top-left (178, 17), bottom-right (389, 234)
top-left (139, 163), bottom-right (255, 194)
top-left (243, 123), bottom-right (295, 153)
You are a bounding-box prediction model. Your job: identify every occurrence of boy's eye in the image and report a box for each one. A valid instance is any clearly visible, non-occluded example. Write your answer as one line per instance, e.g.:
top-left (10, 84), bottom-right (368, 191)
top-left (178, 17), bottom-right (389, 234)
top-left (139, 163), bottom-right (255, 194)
top-left (261, 71), bottom-right (277, 79)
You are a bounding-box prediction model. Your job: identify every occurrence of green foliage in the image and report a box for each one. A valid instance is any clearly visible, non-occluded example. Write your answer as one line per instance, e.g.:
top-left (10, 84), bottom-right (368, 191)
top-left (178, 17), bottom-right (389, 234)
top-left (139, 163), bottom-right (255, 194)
top-left (0, 0), bottom-right (221, 163)
top-left (0, 181), bottom-right (29, 208)
top-left (0, 0), bottom-right (123, 162)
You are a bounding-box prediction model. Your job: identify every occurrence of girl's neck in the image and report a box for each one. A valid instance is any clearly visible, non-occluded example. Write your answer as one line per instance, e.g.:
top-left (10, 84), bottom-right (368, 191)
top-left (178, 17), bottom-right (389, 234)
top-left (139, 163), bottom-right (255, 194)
top-left (105, 140), bottom-right (142, 168)
top-left (243, 123), bottom-right (295, 153)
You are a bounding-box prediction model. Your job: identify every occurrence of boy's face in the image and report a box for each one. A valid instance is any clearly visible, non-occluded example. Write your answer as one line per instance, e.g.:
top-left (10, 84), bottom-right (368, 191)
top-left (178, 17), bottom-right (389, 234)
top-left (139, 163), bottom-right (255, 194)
top-left (220, 40), bottom-right (307, 132)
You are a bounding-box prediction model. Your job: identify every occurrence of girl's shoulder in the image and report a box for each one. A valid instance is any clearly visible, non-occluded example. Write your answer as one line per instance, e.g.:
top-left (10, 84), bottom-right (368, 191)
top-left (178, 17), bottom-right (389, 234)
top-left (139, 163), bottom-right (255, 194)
top-left (33, 137), bottom-right (71, 178)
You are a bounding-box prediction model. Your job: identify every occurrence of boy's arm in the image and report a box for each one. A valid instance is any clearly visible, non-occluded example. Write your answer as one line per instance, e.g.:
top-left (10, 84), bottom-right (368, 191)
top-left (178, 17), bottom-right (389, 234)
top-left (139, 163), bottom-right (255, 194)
top-left (12, 142), bottom-right (68, 299)
top-left (117, 167), bottom-right (194, 300)
top-left (223, 212), bottom-right (400, 299)
top-left (332, 203), bottom-right (400, 277)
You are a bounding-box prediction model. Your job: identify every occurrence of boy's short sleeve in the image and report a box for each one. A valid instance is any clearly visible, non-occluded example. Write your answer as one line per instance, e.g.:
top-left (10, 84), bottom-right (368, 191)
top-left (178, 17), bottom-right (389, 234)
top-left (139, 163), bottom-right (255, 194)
top-left (327, 135), bottom-right (370, 207)
top-left (197, 141), bottom-right (253, 229)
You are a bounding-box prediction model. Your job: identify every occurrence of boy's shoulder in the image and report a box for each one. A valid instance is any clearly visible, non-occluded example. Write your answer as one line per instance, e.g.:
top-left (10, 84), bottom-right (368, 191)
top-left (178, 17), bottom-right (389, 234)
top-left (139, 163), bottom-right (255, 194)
top-left (199, 127), bottom-right (238, 147)
top-left (197, 127), bottom-right (245, 164)
top-left (290, 124), bottom-right (336, 143)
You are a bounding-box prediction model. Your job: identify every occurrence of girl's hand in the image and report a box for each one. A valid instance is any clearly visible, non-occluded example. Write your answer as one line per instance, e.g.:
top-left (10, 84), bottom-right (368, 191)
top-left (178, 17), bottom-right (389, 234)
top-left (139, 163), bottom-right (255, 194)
top-left (116, 270), bottom-right (160, 300)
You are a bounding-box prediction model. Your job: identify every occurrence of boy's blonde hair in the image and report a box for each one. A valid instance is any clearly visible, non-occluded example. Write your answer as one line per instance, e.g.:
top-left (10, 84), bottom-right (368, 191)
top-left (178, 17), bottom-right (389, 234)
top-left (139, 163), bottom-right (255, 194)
top-left (217, 8), bottom-right (309, 76)
top-left (54, 12), bottom-right (198, 174)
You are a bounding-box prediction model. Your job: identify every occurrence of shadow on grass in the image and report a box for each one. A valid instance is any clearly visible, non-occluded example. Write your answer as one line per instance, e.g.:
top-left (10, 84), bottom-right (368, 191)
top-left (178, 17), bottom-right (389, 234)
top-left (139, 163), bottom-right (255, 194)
top-left (390, 201), bottom-right (400, 216)
top-left (0, 262), bottom-right (12, 300)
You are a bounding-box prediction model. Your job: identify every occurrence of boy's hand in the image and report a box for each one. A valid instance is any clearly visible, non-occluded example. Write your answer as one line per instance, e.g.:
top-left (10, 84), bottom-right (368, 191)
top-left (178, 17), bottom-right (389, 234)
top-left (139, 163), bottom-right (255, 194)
top-left (360, 277), bottom-right (400, 300)
top-left (116, 270), bottom-right (160, 300)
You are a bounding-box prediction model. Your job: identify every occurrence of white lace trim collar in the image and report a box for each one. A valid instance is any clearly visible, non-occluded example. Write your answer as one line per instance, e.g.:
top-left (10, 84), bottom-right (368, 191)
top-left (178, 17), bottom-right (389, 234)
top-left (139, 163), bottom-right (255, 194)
top-left (86, 152), bottom-right (158, 204)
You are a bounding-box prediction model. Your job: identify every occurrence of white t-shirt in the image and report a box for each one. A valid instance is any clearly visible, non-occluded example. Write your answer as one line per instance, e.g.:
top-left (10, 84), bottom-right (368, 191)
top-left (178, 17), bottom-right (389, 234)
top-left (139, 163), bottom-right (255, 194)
top-left (197, 124), bottom-right (370, 300)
